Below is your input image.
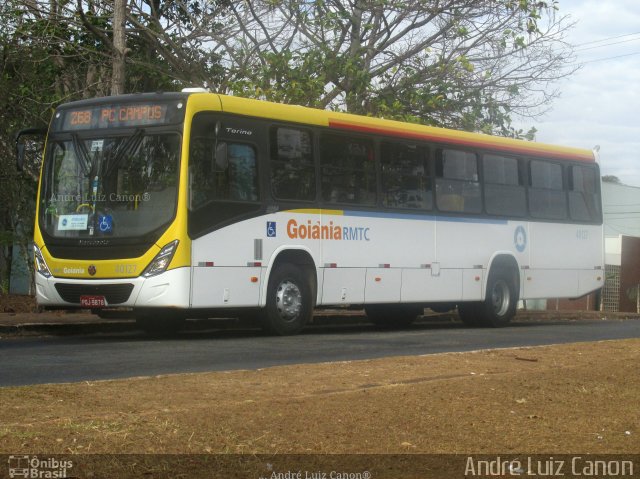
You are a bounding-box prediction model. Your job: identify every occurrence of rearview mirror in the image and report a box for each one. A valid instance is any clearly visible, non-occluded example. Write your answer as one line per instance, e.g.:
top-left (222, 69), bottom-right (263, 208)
top-left (15, 128), bottom-right (47, 174)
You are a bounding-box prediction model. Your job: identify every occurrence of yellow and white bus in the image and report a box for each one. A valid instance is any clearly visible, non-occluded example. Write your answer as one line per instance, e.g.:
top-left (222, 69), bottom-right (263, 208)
top-left (21, 90), bottom-right (604, 334)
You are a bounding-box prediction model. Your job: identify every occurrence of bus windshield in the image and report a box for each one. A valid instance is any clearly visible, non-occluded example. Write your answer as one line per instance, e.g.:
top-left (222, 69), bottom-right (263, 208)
top-left (40, 131), bottom-right (180, 239)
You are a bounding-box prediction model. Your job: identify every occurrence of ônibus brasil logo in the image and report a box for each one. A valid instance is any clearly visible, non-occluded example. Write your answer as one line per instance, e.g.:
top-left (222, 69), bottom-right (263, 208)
top-left (8, 455), bottom-right (73, 478)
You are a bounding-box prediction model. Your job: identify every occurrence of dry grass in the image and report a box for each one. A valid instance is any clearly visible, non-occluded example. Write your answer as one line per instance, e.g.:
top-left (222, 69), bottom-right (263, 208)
top-left (1, 339), bottom-right (638, 456)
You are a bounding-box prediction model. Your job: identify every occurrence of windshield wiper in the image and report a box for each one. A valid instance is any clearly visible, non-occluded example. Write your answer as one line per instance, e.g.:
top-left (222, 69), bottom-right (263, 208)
top-left (71, 134), bottom-right (92, 176)
top-left (104, 128), bottom-right (145, 178)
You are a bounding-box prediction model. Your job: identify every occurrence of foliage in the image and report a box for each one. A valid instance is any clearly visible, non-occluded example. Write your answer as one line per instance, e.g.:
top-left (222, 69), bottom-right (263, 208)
top-left (213, 0), bottom-right (575, 135)
top-left (602, 175), bottom-right (621, 184)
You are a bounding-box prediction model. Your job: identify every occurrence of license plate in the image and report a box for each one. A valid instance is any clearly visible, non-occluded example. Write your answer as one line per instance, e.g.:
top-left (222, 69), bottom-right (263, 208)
top-left (80, 295), bottom-right (106, 307)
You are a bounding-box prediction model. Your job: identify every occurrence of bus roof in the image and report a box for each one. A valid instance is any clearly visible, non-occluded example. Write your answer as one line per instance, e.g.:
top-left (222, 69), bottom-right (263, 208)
top-left (204, 93), bottom-right (594, 163)
top-left (57, 91), bottom-right (189, 109)
top-left (59, 91), bottom-right (595, 163)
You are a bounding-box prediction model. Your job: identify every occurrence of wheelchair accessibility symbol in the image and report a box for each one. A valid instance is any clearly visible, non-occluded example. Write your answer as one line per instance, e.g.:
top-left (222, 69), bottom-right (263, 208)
top-left (99, 215), bottom-right (113, 234)
top-left (514, 225), bottom-right (527, 252)
top-left (267, 221), bottom-right (276, 237)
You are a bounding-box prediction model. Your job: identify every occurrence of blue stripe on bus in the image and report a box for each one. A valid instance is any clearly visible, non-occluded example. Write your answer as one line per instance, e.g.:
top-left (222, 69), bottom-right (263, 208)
top-left (342, 210), bottom-right (508, 225)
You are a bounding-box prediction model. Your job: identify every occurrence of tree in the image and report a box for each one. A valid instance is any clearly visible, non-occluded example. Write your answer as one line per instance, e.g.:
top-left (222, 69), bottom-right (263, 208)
top-left (0, 3), bottom-right (51, 292)
top-left (602, 175), bottom-right (621, 184)
top-left (7, 1), bottom-right (228, 99)
top-left (212, 0), bottom-right (576, 135)
top-left (112, 0), bottom-right (127, 95)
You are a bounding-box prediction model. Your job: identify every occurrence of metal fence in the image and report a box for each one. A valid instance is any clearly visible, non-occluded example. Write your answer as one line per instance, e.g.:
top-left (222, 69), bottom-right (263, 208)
top-left (602, 264), bottom-right (621, 312)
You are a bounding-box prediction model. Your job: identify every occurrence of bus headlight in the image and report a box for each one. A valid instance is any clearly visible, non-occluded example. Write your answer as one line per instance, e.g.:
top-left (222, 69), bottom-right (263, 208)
top-left (34, 245), bottom-right (52, 278)
top-left (142, 240), bottom-right (179, 278)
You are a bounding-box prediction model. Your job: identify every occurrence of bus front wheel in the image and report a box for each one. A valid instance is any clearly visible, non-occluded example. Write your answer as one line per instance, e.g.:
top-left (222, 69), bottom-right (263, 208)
top-left (263, 263), bottom-right (313, 335)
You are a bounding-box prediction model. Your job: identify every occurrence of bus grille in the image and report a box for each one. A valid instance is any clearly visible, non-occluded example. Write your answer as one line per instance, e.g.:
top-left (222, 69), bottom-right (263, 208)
top-left (54, 283), bottom-right (134, 305)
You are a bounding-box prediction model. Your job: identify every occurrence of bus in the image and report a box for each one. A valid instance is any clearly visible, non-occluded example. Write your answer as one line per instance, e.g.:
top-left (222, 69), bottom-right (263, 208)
top-left (17, 90), bottom-right (604, 334)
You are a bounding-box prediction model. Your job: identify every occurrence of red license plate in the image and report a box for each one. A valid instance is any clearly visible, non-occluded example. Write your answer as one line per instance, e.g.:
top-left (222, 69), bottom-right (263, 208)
top-left (80, 295), bottom-right (107, 307)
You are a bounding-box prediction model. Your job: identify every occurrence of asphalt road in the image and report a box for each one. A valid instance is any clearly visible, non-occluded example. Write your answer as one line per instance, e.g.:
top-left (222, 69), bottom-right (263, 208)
top-left (1, 317), bottom-right (639, 387)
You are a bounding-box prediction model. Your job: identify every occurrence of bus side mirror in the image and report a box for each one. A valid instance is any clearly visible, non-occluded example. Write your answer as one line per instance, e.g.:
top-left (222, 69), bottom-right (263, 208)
top-left (15, 128), bottom-right (47, 174)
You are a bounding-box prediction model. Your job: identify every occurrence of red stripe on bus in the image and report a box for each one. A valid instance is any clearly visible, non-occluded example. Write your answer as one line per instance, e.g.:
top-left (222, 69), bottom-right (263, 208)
top-left (328, 120), bottom-right (594, 163)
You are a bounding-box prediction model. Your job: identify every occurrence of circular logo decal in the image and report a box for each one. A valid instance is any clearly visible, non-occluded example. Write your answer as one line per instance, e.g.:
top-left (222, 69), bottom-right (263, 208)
top-left (88, 265), bottom-right (97, 276)
top-left (514, 226), bottom-right (527, 253)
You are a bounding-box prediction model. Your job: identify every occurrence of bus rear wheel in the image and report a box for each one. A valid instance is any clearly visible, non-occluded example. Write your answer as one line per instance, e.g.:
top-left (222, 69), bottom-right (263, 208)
top-left (458, 268), bottom-right (517, 327)
top-left (365, 304), bottom-right (422, 329)
top-left (263, 263), bottom-right (313, 335)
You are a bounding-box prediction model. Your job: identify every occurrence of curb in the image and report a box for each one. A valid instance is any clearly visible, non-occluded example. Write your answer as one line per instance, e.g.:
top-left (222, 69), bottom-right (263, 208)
top-left (0, 320), bottom-right (138, 336)
top-left (0, 312), bottom-right (461, 336)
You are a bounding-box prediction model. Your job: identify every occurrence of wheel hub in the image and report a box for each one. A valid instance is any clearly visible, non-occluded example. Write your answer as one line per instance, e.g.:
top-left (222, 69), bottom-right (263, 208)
top-left (276, 280), bottom-right (302, 322)
top-left (491, 279), bottom-right (511, 317)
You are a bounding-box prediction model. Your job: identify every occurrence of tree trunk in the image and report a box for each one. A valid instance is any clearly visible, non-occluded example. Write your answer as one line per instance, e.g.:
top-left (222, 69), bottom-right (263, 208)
top-left (111, 0), bottom-right (127, 96)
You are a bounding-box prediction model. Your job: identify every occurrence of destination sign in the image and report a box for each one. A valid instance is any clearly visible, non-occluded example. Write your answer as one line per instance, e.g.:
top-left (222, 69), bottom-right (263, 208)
top-left (56, 102), bottom-right (183, 131)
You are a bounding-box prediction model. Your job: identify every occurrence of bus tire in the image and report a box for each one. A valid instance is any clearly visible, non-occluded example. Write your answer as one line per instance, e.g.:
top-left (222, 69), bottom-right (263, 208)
top-left (478, 268), bottom-right (518, 327)
top-left (263, 263), bottom-right (313, 335)
top-left (365, 304), bottom-right (422, 329)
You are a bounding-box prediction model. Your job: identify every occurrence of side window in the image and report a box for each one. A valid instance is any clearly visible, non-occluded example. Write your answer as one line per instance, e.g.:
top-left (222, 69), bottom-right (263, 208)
top-left (320, 134), bottom-right (375, 205)
top-left (483, 154), bottom-right (526, 217)
top-left (569, 165), bottom-right (601, 222)
top-left (189, 138), bottom-right (259, 209)
top-left (227, 144), bottom-right (259, 201)
top-left (270, 127), bottom-right (315, 201)
top-left (528, 160), bottom-right (566, 219)
top-left (380, 142), bottom-right (432, 210)
top-left (435, 148), bottom-right (481, 213)
top-left (188, 114), bottom-right (263, 238)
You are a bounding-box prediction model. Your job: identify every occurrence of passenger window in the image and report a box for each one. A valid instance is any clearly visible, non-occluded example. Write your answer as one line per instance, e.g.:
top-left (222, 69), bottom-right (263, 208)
top-left (435, 149), bottom-right (481, 213)
top-left (528, 160), bottom-right (566, 219)
top-left (320, 134), bottom-right (376, 205)
top-left (483, 154), bottom-right (526, 217)
top-left (380, 142), bottom-right (432, 210)
top-left (270, 127), bottom-right (315, 201)
top-left (569, 165), bottom-right (601, 222)
top-left (484, 154), bottom-right (520, 185)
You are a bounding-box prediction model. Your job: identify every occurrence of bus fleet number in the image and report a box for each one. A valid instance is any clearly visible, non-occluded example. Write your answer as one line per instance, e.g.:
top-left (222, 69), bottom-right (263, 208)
top-left (576, 229), bottom-right (589, 240)
top-left (115, 264), bottom-right (137, 274)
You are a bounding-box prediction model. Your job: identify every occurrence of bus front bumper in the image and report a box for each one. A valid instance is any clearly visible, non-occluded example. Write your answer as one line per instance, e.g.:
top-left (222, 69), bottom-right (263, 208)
top-left (34, 267), bottom-right (191, 309)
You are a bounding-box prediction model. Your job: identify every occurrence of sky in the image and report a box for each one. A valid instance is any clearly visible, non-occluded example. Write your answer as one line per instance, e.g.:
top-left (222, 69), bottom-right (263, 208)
top-left (515, 0), bottom-right (640, 186)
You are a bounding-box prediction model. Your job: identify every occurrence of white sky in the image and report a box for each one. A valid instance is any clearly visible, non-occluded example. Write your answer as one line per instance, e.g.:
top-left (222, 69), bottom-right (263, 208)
top-left (516, 0), bottom-right (640, 186)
